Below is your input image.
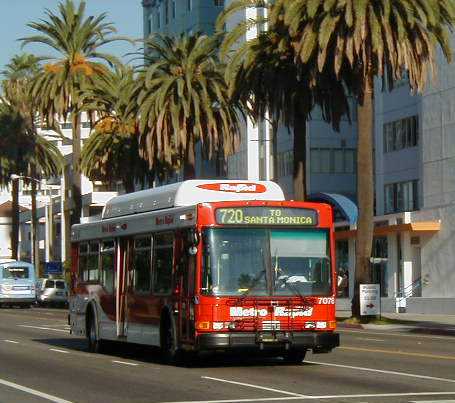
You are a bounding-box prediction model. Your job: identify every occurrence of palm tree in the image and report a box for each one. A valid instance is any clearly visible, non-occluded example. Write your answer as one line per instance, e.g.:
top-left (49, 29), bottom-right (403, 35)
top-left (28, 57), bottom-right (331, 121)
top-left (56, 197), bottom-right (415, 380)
top-left (81, 66), bottom-right (154, 193)
top-left (217, 1), bottom-right (352, 199)
top-left (136, 34), bottom-right (242, 179)
top-left (0, 104), bottom-right (28, 260)
top-left (1, 54), bottom-right (63, 265)
top-left (278, 0), bottom-right (455, 317)
top-left (20, 0), bottom-right (126, 229)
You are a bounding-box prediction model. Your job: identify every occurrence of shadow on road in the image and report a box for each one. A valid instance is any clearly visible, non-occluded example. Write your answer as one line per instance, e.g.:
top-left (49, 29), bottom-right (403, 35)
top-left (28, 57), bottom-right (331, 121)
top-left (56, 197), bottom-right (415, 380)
top-left (31, 336), bottom-right (316, 368)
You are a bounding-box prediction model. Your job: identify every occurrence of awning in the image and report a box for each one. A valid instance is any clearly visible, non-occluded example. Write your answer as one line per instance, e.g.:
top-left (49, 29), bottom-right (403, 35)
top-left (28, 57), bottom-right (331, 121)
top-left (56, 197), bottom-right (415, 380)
top-left (335, 221), bottom-right (441, 240)
top-left (308, 192), bottom-right (358, 225)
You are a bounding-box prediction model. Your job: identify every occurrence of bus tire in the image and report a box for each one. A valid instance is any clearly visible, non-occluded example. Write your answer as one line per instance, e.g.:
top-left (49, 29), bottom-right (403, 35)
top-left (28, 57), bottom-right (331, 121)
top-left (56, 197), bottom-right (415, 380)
top-left (160, 313), bottom-right (181, 364)
top-left (282, 349), bottom-right (306, 364)
top-left (87, 309), bottom-right (105, 353)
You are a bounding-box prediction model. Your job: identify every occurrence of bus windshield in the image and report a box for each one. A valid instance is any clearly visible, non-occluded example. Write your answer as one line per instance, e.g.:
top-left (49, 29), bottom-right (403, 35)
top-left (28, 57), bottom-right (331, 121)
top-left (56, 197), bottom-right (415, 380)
top-left (202, 228), bottom-right (331, 297)
top-left (2, 266), bottom-right (30, 280)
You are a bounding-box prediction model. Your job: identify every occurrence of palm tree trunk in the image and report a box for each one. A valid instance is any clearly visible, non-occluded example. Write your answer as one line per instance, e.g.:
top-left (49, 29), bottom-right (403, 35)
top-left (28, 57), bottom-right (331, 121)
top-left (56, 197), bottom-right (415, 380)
top-left (184, 134), bottom-right (196, 179)
top-left (30, 176), bottom-right (39, 274)
top-left (352, 75), bottom-right (375, 319)
top-left (293, 113), bottom-right (307, 200)
top-left (272, 121), bottom-right (278, 181)
top-left (71, 112), bottom-right (82, 225)
top-left (11, 178), bottom-right (19, 260)
top-left (61, 164), bottom-right (71, 266)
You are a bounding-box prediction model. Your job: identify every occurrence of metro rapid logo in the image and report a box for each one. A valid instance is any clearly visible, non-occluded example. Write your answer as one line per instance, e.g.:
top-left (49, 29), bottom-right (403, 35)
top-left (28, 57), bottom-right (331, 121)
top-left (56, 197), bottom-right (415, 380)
top-left (197, 182), bottom-right (267, 193)
top-left (230, 306), bottom-right (313, 318)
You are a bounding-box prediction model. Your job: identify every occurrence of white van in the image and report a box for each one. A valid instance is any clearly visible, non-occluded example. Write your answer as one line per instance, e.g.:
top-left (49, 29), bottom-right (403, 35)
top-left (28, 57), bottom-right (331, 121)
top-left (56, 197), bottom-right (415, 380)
top-left (0, 260), bottom-right (36, 308)
top-left (36, 278), bottom-right (68, 307)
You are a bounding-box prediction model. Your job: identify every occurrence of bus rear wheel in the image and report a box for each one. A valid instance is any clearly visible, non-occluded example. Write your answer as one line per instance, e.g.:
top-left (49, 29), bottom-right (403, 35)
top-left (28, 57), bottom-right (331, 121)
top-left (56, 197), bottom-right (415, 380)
top-left (87, 314), bottom-right (106, 353)
top-left (282, 349), bottom-right (306, 364)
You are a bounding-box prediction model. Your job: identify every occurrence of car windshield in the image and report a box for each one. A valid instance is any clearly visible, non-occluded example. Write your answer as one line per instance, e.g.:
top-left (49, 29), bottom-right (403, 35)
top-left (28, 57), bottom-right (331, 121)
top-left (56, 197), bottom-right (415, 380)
top-left (2, 266), bottom-right (29, 279)
top-left (202, 228), bottom-right (331, 297)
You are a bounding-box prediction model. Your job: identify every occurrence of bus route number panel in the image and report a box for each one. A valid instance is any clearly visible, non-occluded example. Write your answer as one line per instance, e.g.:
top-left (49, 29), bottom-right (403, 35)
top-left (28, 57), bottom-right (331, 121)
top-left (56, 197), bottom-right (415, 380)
top-left (216, 207), bottom-right (318, 226)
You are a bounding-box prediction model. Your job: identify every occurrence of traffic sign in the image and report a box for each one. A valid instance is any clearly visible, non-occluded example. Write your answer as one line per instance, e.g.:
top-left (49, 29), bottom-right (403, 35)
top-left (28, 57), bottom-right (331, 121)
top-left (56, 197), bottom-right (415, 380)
top-left (44, 261), bottom-right (63, 276)
top-left (360, 284), bottom-right (381, 316)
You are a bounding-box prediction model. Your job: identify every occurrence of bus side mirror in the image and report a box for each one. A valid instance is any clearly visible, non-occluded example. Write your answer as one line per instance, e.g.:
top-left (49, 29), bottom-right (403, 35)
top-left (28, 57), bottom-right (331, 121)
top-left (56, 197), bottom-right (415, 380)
top-left (188, 229), bottom-right (200, 246)
top-left (188, 246), bottom-right (198, 256)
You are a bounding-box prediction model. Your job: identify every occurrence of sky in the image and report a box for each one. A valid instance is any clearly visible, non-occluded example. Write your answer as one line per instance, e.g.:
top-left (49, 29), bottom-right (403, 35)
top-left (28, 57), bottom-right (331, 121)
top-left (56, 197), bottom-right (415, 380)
top-left (0, 0), bottom-right (143, 72)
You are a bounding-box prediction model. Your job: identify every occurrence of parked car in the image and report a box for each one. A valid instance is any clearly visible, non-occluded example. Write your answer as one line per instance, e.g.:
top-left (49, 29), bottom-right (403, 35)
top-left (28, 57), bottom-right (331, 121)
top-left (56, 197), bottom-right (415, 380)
top-left (36, 278), bottom-right (68, 307)
top-left (0, 260), bottom-right (36, 308)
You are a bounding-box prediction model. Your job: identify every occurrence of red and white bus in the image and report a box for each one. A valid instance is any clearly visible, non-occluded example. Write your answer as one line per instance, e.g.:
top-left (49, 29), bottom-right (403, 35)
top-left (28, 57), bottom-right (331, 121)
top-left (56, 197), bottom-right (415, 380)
top-left (69, 180), bottom-right (339, 363)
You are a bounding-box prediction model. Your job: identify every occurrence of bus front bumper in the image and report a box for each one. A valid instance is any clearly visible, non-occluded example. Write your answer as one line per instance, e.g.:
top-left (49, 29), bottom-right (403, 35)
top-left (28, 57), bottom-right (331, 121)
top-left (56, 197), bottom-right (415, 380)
top-left (197, 331), bottom-right (340, 352)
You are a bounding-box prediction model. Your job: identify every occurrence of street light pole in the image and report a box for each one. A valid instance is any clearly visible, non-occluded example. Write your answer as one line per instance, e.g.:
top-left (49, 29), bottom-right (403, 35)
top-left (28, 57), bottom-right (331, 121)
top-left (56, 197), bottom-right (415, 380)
top-left (10, 174), bottom-right (55, 274)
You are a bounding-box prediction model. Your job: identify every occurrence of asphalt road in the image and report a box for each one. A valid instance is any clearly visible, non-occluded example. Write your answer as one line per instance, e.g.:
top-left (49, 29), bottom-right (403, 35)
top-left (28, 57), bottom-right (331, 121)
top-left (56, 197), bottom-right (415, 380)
top-left (0, 307), bottom-right (454, 403)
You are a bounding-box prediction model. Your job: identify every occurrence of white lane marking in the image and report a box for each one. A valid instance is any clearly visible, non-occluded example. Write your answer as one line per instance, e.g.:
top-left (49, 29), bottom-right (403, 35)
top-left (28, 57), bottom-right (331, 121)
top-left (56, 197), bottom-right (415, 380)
top-left (410, 400), bottom-right (455, 402)
top-left (18, 325), bottom-right (68, 333)
top-left (3, 340), bottom-right (19, 344)
top-left (112, 360), bottom-right (139, 366)
top-left (49, 349), bottom-right (69, 354)
top-left (340, 328), bottom-right (455, 342)
top-left (305, 361), bottom-right (455, 384)
top-left (158, 392), bottom-right (455, 403)
top-left (202, 376), bottom-right (309, 397)
top-left (0, 376), bottom-right (72, 403)
top-left (354, 337), bottom-right (385, 342)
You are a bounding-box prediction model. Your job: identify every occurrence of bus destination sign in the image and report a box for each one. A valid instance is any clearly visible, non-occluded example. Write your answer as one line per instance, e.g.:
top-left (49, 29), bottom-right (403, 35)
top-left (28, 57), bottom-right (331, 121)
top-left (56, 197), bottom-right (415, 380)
top-left (216, 207), bottom-right (318, 226)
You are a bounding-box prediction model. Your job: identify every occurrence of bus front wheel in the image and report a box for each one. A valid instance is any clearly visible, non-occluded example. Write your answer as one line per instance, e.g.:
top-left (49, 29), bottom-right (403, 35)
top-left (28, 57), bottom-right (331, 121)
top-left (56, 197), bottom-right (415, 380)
top-left (161, 315), bottom-right (181, 364)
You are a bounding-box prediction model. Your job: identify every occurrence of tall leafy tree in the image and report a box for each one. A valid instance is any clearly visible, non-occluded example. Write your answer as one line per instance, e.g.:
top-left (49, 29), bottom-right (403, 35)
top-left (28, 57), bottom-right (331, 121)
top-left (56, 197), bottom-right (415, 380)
top-left (81, 66), bottom-right (154, 193)
top-left (218, 1), bottom-right (352, 199)
top-left (278, 0), bottom-right (455, 317)
top-left (20, 0), bottom-right (126, 228)
top-left (136, 34), bottom-right (242, 179)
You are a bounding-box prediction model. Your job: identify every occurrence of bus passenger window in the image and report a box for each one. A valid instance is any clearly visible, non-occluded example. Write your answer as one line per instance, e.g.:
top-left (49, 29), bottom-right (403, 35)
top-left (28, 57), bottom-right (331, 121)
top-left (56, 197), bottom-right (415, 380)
top-left (79, 243), bottom-right (88, 282)
top-left (152, 232), bottom-right (173, 295)
top-left (134, 236), bottom-right (152, 293)
top-left (87, 242), bottom-right (100, 282)
top-left (101, 240), bottom-right (115, 293)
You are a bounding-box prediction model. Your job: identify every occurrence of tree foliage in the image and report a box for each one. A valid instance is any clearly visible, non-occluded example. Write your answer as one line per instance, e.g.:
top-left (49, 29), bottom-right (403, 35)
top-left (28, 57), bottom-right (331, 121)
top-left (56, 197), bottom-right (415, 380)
top-left (81, 66), bottom-right (154, 193)
top-left (136, 34), bottom-right (242, 178)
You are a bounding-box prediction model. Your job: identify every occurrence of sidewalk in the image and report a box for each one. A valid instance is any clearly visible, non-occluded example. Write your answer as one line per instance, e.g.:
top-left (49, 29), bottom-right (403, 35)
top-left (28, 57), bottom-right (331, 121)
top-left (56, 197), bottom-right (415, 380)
top-left (336, 310), bottom-right (455, 336)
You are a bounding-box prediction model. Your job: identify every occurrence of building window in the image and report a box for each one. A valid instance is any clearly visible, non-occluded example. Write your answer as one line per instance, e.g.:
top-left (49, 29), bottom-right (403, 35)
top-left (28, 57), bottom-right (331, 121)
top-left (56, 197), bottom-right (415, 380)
top-left (157, 10), bottom-right (161, 29)
top-left (310, 148), bottom-right (356, 174)
top-left (384, 180), bottom-right (419, 214)
top-left (214, 0), bottom-right (224, 6)
top-left (148, 15), bottom-right (152, 34)
top-left (61, 122), bottom-right (72, 130)
top-left (172, 0), bottom-right (176, 18)
top-left (165, 0), bottom-right (169, 25)
top-left (372, 237), bottom-right (388, 297)
top-left (276, 150), bottom-right (293, 178)
top-left (383, 115), bottom-right (418, 153)
top-left (187, 0), bottom-right (192, 11)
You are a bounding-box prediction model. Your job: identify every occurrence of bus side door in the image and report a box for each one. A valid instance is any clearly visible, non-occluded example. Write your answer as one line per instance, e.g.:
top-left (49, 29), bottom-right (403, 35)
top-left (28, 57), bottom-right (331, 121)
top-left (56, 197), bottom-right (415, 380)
top-left (177, 234), bottom-right (196, 345)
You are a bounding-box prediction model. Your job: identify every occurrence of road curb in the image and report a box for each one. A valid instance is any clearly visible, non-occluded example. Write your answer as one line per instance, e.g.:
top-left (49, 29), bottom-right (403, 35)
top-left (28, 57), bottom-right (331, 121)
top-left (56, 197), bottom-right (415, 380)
top-left (337, 321), bottom-right (455, 336)
top-left (337, 322), bottom-right (364, 329)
